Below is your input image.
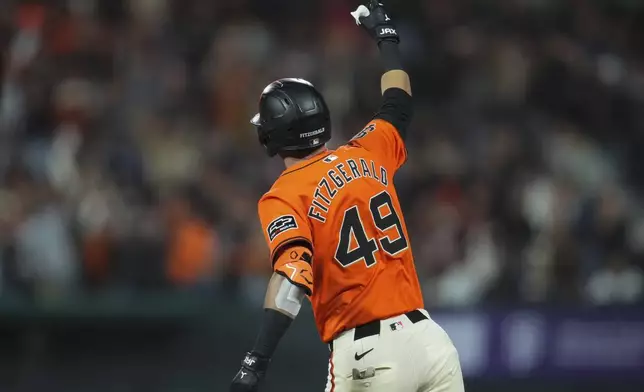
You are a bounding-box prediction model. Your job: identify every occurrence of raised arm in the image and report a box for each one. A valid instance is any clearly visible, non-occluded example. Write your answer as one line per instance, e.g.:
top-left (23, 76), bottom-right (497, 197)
top-left (352, 1), bottom-right (412, 94)
top-left (351, 1), bottom-right (413, 164)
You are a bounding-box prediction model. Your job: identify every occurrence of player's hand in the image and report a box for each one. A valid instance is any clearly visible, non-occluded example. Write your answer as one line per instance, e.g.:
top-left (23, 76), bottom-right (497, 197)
top-left (351, 1), bottom-right (399, 44)
top-left (230, 352), bottom-right (270, 392)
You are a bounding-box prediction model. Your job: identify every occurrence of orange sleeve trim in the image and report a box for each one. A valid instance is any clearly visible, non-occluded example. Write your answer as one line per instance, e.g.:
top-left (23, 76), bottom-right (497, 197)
top-left (274, 245), bottom-right (314, 295)
top-left (270, 236), bottom-right (313, 264)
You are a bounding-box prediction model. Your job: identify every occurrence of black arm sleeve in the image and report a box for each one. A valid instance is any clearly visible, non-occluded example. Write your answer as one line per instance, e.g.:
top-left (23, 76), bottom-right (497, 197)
top-left (378, 40), bottom-right (404, 72)
top-left (252, 308), bottom-right (293, 359)
top-left (374, 87), bottom-right (413, 140)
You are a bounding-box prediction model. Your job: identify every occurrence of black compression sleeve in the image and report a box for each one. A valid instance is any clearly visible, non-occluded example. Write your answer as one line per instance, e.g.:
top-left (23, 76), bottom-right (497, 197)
top-left (252, 308), bottom-right (293, 359)
top-left (374, 88), bottom-right (413, 140)
top-left (378, 40), bottom-right (404, 72)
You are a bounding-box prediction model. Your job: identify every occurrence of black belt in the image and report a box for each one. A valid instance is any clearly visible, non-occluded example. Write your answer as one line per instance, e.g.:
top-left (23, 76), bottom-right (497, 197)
top-left (329, 310), bottom-right (427, 352)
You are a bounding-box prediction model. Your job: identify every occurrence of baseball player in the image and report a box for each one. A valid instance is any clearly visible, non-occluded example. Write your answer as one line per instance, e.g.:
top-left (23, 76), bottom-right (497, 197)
top-left (230, 1), bottom-right (464, 391)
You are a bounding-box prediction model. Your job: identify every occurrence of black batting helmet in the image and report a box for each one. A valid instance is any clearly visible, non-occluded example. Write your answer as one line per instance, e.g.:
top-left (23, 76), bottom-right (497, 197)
top-left (251, 78), bottom-right (331, 157)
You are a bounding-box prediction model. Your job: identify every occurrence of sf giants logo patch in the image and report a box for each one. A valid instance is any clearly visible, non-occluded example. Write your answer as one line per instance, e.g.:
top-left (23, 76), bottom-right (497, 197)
top-left (267, 215), bottom-right (298, 242)
top-left (351, 123), bottom-right (376, 141)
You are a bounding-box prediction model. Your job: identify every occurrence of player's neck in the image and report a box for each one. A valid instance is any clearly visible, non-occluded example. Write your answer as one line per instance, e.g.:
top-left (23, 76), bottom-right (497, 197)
top-left (283, 147), bottom-right (328, 169)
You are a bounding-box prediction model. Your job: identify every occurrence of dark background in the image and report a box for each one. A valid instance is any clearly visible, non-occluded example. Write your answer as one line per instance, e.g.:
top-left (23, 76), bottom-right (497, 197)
top-left (1, 0), bottom-right (644, 391)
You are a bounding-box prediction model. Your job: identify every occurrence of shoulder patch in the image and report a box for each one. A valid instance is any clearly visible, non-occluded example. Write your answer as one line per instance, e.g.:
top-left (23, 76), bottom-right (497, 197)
top-left (267, 215), bottom-right (298, 242)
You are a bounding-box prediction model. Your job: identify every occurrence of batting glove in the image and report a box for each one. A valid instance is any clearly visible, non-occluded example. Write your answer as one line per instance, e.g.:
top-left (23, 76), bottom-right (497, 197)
top-left (351, 0), bottom-right (399, 44)
top-left (230, 352), bottom-right (270, 392)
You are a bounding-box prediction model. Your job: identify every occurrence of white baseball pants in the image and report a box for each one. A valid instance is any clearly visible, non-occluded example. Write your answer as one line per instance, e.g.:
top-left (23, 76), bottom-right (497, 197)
top-left (324, 309), bottom-right (464, 392)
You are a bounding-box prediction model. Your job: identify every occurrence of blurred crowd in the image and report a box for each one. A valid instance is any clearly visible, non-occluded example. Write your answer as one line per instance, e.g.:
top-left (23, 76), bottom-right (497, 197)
top-left (1, 0), bottom-right (643, 308)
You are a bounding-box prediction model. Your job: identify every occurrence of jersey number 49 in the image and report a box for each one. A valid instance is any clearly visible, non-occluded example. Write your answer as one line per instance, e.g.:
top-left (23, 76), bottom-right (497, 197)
top-left (335, 191), bottom-right (408, 268)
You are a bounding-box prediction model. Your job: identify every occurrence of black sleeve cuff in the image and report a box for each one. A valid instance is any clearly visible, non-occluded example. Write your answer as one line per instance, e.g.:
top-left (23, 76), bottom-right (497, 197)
top-left (374, 88), bottom-right (413, 140)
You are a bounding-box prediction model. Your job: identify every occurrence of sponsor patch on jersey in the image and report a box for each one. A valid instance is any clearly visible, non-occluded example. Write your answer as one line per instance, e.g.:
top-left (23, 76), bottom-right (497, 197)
top-left (267, 215), bottom-right (298, 242)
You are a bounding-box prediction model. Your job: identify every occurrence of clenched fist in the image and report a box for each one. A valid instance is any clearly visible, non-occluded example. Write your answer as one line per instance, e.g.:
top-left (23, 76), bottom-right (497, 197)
top-left (351, 1), bottom-right (399, 44)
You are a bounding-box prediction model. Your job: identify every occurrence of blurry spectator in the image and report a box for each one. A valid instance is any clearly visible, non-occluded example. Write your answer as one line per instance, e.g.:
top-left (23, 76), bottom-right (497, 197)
top-left (585, 253), bottom-right (644, 305)
top-left (13, 179), bottom-right (78, 300)
top-left (0, 4), bottom-right (44, 133)
top-left (548, 236), bottom-right (583, 303)
top-left (163, 189), bottom-right (217, 287)
top-left (137, 114), bottom-right (203, 189)
top-left (229, 228), bottom-right (272, 306)
top-left (75, 165), bottom-right (116, 285)
top-left (434, 181), bottom-right (500, 306)
top-left (0, 185), bottom-right (21, 294)
top-left (574, 186), bottom-right (628, 282)
top-left (435, 221), bottom-right (500, 306)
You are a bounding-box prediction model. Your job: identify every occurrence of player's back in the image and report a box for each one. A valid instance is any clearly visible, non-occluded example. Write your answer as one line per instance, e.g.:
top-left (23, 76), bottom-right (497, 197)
top-left (259, 119), bottom-right (424, 342)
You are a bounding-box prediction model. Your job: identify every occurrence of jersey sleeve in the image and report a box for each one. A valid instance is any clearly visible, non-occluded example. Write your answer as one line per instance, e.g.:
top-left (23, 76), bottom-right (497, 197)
top-left (349, 118), bottom-right (408, 172)
top-left (258, 193), bottom-right (313, 263)
top-left (273, 245), bottom-right (314, 295)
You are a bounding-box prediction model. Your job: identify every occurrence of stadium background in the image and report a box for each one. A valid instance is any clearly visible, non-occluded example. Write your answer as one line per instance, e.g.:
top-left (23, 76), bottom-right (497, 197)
top-left (1, 0), bottom-right (643, 391)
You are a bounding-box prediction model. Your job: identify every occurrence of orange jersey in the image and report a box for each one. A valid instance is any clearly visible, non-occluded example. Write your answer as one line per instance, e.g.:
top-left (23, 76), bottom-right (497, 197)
top-left (258, 119), bottom-right (424, 343)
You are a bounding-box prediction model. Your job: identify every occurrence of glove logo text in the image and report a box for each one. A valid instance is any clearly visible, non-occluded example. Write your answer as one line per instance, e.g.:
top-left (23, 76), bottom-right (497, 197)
top-left (380, 28), bottom-right (396, 35)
